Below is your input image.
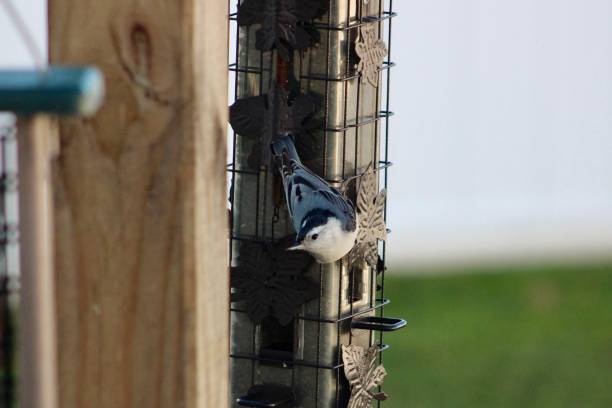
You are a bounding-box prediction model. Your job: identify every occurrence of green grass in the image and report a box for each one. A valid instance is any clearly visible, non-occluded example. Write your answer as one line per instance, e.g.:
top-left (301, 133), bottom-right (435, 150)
top-left (381, 264), bottom-right (612, 408)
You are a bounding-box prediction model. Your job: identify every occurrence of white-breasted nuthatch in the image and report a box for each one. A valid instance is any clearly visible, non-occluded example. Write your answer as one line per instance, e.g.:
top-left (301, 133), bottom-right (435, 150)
top-left (273, 135), bottom-right (358, 263)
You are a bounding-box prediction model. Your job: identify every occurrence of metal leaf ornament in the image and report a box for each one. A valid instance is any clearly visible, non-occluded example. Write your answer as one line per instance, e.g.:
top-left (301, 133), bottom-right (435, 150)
top-left (342, 344), bottom-right (388, 407)
top-left (348, 166), bottom-right (387, 268)
top-left (231, 236), bottom-right (318, 325)
top-left (355, 24), bottom-right (388, 87)
top-left (229, 84), bottom-right (317, 169)
top-left (237, 0), bottom-right (328, 59)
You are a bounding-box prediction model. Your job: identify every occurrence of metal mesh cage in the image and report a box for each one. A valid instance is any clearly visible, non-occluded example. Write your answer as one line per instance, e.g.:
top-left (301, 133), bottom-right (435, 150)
top-left (228, 1), bottom-right (396, 406)
top-left (0, 113), bottom-right (19, 408)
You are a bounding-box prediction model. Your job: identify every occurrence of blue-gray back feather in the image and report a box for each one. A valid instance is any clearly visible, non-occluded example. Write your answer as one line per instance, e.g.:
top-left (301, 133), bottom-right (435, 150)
top-left (272, 136), bottom-right (357, 235)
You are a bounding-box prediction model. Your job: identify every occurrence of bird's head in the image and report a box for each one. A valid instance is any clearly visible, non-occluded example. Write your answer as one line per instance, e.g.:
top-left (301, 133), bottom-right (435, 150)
top-left (289, 216), bottom-right (358, 263)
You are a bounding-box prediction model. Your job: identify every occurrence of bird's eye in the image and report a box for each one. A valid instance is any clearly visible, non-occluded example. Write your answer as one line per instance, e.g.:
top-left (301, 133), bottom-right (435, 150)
top-left (311, 234), bottom-right (319, 240)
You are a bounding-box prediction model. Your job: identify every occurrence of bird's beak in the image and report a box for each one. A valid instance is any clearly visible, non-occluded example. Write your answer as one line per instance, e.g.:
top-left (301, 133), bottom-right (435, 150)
top-left (287, 235), bottom-right (305, 251)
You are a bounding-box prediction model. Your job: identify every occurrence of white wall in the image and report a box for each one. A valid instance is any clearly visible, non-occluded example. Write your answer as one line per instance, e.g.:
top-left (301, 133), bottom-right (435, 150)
top-left (3, 0), bottom-right (612, 268)
top-left (387, 0), bottom-right (612, 267)
top-left (0, 0), bottom-right (46, 68)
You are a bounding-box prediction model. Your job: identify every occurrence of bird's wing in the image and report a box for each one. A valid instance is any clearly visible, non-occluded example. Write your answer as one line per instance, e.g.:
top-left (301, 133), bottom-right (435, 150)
top-left (283, 161), bottom-right (356, 231)
top-left (316, 189), bottom-right (356, 222)
top-left (281, 158), bottom-right (323, 216)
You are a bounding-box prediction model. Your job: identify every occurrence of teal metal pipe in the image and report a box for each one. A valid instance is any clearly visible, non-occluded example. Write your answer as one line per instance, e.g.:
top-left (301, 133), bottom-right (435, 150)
top-left (0, 66), bottom-right (104, 116)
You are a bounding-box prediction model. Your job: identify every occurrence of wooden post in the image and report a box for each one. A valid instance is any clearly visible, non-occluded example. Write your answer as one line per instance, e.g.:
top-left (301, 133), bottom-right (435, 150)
top-left (48, 1), bottom-right (229, 407)
top-left (18, 116), bottom-right (58, 408)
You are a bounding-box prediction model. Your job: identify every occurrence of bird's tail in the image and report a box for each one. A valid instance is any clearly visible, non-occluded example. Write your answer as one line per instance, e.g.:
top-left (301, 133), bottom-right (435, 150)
top-left (271, 135), bottom-right (301, 164)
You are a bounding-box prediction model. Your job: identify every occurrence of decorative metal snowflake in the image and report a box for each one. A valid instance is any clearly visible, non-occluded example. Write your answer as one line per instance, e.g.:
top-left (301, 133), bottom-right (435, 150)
top-left (237, 0), bottom-right (328, 59)
top-left (342, 344), bottom-right (388, 408)
top-left (229, 84), bottom-right (317, 169)
top-left (231, 236), bottom-right (318, 325)
top-left (355, 24), bottom-right (388, 87)
top-left (347, 165), bottom-right (387, 269)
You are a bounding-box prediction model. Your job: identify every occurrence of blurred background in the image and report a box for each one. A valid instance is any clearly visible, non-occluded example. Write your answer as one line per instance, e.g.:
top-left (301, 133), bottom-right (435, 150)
top-left (385, 1), bottom-right (612, 407)
top-left (2, 0), bottom-right (612, 406)
top-left (388, 0), bottom-right (612, 268)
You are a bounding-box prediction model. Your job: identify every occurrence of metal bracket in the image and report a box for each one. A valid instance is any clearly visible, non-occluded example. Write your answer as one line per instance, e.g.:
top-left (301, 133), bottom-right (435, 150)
top-left (351, 316), bottom-right (407, 332)
top-left (237, 385), bottom-right (295, 408)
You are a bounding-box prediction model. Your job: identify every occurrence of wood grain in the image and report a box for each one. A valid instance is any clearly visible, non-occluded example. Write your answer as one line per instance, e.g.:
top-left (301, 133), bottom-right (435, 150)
top-left (48, 1), bottom-right (229, 407)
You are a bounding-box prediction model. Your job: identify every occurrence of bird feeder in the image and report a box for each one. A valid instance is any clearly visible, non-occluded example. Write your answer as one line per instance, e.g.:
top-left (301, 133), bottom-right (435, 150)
top-left (228, 0), bottom-right (404, 406)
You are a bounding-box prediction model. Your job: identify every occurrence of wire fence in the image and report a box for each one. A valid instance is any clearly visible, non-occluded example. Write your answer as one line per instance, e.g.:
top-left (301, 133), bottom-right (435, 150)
top-left (0, 113), bottom-right (19, 408)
